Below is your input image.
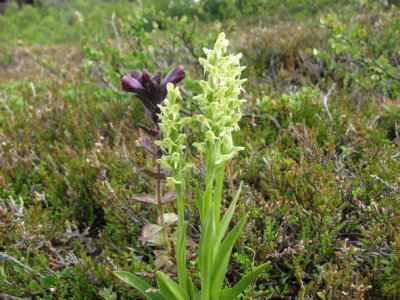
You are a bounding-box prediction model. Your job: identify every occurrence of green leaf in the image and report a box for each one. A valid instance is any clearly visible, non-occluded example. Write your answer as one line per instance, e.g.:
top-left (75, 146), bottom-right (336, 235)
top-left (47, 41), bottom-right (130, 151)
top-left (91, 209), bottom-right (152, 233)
top-left (114, 271), bottom-right (166, 300)
top-left (195, 184), bottom-right (203, 224)
top-left (156, 271), bottom-right (189, 300)
top-left (210, 214), bottom-right (247, 300)
top-left (28, 280), bottom-right (42, 293)
top-left (176, 221), bottom-right (188, 291)
top-left (13, 265), bottom-right (25, 274)
top-left (213, 163), bottom-right (226, 223)
top-left (198, 208), bottom-right (215, 300)
top-left (219, 262), bottom-right (271, 300)
top-left (60, 267), bottom-right (73, 279)
top-left (215, 181), bottom-right (243, 247)
top-left (187, 276), bottom-right (200, 300)
top-left (0, 266), bottom-right (5, 284)
top-left (40, 275), bottom-right (56, 288)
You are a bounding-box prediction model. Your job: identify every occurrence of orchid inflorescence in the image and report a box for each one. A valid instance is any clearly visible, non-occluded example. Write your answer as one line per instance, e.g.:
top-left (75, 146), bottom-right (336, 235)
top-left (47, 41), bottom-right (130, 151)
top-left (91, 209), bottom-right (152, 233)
top-left (115, 33), bottom-right (269, 300)
top-left (194, 33), bottom-right (246, 165)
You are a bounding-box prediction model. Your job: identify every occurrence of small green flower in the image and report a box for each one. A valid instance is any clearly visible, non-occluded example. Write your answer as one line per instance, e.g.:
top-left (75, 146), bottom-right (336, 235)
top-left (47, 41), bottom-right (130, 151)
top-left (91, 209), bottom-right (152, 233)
top-left (156, 83), bottom-right (192, 184)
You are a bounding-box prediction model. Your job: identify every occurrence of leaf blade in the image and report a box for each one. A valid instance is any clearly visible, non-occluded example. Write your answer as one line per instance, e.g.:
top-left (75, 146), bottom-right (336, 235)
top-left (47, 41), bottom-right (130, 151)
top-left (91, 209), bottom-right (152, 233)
top-left (198, 208), bottom-right (215, 300)
top-left (210, 214), bottom-right (247, 300)
top-left (156, 271), bottom-right (189, 300)
top-left (215, 181), bottom-right (243, 247)
top-left (195, 184), bottom-right (204, 224)
top-left (219, 262), bottom-right (271, 300)
top-left (114, 271), bottom-right (166, 300)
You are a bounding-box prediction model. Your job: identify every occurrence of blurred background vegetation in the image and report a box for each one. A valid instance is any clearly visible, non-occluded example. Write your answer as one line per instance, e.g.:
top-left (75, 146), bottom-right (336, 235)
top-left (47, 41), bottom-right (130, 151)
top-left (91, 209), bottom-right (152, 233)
top-left (0, 0), bottom-right (399, 299)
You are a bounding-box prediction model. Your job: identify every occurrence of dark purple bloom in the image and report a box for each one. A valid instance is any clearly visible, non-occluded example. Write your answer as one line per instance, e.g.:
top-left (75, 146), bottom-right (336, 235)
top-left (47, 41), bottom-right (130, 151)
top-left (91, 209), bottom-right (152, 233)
top-left (121, 66), bottom-right (185, 125)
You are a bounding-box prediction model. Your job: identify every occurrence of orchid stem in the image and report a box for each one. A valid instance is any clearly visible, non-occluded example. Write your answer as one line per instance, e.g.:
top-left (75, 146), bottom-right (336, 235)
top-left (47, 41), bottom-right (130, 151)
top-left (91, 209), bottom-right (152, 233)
top-left (203, 143), bottom-right (216, 224)
top-left (213, 162), bottom-right (225, 224)
top-left (175, 181), bottom-right (188, 292)
top-left (156, 163), bottom-right (169, 252)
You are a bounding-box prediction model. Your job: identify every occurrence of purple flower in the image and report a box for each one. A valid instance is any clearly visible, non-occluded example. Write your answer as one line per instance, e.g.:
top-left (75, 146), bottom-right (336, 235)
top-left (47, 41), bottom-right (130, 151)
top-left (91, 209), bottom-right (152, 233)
top-left (121, 66), bottom-right (185, 125)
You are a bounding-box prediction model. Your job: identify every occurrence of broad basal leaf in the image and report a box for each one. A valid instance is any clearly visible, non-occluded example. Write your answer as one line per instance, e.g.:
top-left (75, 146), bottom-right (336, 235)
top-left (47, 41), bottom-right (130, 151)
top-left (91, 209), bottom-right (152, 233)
top-left (156, 271), bottom-right (189, 300)
top-left (210, 214), bottom-right (247, 300)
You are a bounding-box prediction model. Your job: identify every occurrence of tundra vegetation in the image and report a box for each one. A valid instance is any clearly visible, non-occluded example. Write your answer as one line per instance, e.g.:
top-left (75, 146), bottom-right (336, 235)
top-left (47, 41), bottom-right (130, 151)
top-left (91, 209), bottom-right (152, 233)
top-left (0, 0), bottom-right (399, 299)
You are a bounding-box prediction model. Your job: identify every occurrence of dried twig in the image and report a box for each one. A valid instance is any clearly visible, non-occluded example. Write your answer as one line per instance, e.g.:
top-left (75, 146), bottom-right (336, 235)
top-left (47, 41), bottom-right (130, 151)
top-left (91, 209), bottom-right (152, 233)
top-left (242, 113), bottom-right (281, 130)
top-left (321, 83), bottom-right (336, 121)
top-left (368, 57), bottom-right (400, 82)
top-left (0, 253), bottom-right (45, 280)
top-left (0, 294), bottom-right (29, 300)
top-left (110, 12), bottom-right (122, 53)
top-left (370, 175), bottom-right (399, 191)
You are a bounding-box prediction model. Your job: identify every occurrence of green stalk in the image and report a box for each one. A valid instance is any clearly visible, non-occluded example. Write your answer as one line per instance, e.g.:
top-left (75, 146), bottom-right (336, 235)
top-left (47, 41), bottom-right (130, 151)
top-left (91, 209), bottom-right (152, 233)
top-left (203, 143), bottom-right (215, 224)
top-left (199, 207), bottom-right (215, 300)
top-left (175, 180), bottom-right (188, 292)
top-left (213, 162), bottom-right (226, 225)
top-left (156, 163), bottom-right (169, 252)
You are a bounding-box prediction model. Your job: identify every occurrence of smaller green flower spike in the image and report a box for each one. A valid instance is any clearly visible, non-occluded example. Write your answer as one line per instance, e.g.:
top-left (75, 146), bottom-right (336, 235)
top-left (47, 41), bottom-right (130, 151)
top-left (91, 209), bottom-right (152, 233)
top-left (194, 32), bottom-right (246, 165)
top-left (156, 83), bottom-right (192, 185)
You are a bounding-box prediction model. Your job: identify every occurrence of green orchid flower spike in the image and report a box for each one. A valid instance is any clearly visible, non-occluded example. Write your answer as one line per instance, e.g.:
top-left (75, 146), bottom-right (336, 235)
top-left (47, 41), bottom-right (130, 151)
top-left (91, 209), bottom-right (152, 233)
top-left (155, 83), bottom-right (193, 293)
top-left (193, 32), bottom-right (247, 225)
top-left (115, 32), bottom-right (270, 300)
